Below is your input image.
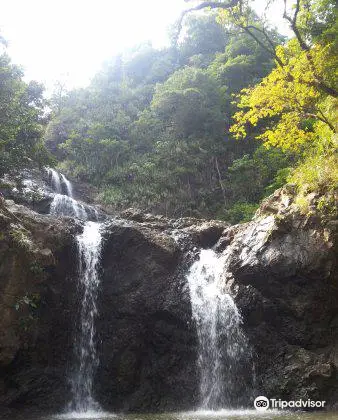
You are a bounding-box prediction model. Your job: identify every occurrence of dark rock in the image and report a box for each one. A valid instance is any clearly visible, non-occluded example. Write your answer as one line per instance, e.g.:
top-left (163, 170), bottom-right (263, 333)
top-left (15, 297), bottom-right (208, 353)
top-left (181, 220), bottom-right (229, 249)
top-left (0, 181), bottom-right (337, 415)
top-left (96, 222), bottom-right (198, 412)
top-left (0, 200), bottom-right (79, 414)
top-left (221, 199), bottom-right (338, 407)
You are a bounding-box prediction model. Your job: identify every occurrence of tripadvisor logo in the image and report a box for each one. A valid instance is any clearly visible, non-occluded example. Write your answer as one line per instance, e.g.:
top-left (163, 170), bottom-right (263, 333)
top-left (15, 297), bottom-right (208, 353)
top-left (254, 396), bottom-right (269, 411)
top-left (254, 396), bottom-right (326, 411)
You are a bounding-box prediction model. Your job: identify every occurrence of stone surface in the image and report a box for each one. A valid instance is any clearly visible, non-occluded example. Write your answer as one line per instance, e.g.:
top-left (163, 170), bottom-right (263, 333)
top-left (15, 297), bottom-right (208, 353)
top-left (0, 182), bottom-right (337, 416)
top-left (218, 188), bottom-right (338, 407)
top-left (0, 199), bottom-right (80, 415)
top-left (96, 222), bottom-right (198, 412)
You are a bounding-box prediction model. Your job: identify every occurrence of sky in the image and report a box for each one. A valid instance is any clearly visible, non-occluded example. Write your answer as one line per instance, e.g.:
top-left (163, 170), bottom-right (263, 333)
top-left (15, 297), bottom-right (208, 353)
top-left (1, 0), bottom-right (290, 95)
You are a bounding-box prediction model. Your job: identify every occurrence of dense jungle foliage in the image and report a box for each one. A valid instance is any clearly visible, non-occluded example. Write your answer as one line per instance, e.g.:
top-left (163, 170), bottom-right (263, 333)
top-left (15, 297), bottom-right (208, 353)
top-left (1, 0), bottom-right (337, 222)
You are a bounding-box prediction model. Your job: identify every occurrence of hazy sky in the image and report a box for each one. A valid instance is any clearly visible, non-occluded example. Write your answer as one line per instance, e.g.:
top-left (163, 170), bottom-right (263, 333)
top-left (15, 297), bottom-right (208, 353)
top-left (1, 0), bottom-right (289, 94)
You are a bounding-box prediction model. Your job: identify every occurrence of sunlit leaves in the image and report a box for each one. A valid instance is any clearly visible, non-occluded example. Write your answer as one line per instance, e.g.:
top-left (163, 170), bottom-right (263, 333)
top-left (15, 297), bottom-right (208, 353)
top-left (230, 39), bottom-right (337, 151)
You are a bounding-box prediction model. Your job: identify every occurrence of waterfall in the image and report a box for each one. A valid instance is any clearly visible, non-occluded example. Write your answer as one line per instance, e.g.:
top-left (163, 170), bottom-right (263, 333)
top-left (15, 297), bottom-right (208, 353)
top-left (50, 194), bottom-right (88, 219)
top-left (186, 249), bottom-right (252, 410)
top-left (46, 168), bottom-right (91, 220)
top-left (47, 167), bottom-right (62, 194)
top-left (69, 221), bottom-right (103, 413)
top-left (45, 168), bottom-right (103, 413)
top-left (60, 173), bottom-right (73, 197)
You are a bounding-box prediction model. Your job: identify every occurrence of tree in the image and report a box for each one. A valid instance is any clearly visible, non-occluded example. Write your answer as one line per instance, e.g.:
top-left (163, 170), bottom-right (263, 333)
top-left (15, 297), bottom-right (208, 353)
top-left (179, 1), bottom-right (336, 152)
top-left (150, 67), bottom-right (223, 137)
top-left (230, 38), bottom-right (336, 151)
top-left (0, 53), bottom-right (50, 175)
top-left (181, 0), bottom-right (338, 97)
top-left (177, 13), bottom-right (229, 63)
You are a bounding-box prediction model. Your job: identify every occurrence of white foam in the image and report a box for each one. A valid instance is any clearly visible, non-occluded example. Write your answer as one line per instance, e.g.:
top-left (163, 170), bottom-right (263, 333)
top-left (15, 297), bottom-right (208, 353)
top-left (179, 409), bottom-right (283, 418)
top-left (56, 410), bottom-right (116, 419)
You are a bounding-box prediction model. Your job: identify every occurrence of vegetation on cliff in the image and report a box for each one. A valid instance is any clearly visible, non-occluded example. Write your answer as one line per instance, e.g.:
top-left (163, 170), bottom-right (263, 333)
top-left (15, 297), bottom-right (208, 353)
top-left (1, 0), bottom-right (337, 221)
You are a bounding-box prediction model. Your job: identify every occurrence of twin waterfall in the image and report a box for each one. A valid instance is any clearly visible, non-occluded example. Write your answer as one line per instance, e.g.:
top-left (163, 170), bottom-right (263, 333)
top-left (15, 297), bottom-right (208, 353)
top-left (46, 167), bottom-right (252, 414)
top-left (46, 168), bottom-right (103, 413)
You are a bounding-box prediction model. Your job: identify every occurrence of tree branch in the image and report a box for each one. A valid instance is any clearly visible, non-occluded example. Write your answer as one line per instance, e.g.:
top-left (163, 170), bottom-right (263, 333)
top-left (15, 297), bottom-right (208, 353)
top-left (283, 0), bottom-right (309, 51)
top-left (180, 0), bottom-right (338, 98)
top-left (302, 113), bottom-right (336, 132)
top-left (243, 25), bottom-right (282, 65)
top-left (215, 156), bottom-right (227, 206)
top-left (246, 25), bottom-right (279, 53)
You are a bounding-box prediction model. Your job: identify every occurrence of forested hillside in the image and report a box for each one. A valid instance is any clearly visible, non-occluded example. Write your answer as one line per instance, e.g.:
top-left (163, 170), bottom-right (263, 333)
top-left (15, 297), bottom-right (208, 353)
top-left (1, 0), bottom-right (337, 222)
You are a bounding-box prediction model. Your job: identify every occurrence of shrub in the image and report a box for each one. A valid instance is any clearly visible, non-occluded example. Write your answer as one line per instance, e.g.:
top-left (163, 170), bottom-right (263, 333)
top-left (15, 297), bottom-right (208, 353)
top-left (288, 153), bottom-right (338, 194)
top-left (224, 201), bottom-right (259, 224)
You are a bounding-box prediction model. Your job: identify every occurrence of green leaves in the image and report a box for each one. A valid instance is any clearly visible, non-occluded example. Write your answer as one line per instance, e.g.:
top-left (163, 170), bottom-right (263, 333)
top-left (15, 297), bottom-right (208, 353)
top-left (0, 53), bottom-right (49, 175)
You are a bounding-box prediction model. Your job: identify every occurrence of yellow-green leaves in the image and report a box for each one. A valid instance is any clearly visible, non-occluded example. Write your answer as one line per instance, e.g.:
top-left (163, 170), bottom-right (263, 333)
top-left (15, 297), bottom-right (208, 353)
top-left (230, 39), bottom-right (337, 151)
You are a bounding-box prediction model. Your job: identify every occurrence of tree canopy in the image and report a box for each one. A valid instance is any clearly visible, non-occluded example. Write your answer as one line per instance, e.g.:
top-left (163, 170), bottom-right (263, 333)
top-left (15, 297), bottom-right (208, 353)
top-left (1, 0), bottom-right (337, 221)
top-left (0, 52), bottom-right (50, 175)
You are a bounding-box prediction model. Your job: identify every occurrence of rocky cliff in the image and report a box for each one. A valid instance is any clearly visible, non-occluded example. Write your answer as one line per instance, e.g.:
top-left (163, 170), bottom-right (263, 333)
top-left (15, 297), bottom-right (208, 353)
top-left (0, 199), bottom-right (80, 417)
top-left (219, 187), bottom-right (338, 409)
top-left (0, 177), bottom-right (337, 416)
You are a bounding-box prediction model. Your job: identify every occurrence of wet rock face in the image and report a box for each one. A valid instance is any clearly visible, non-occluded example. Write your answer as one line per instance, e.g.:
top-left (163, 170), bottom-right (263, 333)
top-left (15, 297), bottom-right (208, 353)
top-left (0, 200), bottom-right (80, 415)
top-left (0, 182), bottom-right (337, 415)
top-left (0, 170), bottom-right (55, 214)
top-left (96, 222), bottom-right (198, 412)
top-left (218, 191), bottom-right (338, 408)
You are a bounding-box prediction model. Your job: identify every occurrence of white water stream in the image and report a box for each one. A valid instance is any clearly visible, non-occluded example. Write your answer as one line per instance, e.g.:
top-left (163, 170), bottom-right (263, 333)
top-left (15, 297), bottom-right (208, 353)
top-left (46, 168), bottom-right (103, 414)
top-left (69, 221), bottom-right (103, 413)
top-left (186, 249), bottom-right (252, 409)
top-left (46, 167), bottom-right (92, 220)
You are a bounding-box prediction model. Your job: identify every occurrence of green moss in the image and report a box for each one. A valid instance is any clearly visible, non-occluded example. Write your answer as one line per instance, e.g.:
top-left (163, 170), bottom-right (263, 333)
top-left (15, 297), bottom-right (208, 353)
top-left (14, 293), bottom-right (41, 331)
top-left (29, 261), bottom-right (45, 275)
top-left (294, 195), bottom-right (311, 215)
top-left (9, 225), bottom-right (32, 250)
top-left (14, 293), bottom-right (41, 311)
top-left (317, 193), bottom-right (337, 216)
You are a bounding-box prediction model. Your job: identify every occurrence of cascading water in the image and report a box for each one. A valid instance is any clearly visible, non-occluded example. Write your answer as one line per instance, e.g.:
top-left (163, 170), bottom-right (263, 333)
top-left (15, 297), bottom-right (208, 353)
top-left (46, 168), bottom-right (90, 220)
top-left (187, 249), bottom-right (252, 410)
top-left (69, 221), bottom-right (103, 413)
top-left (47, 167), bottom-right (62, 194)
top-left (45, 168), bottom-right (103, 413)
top-left (50, 194), bottom-right (88, 219)
top-left (60, 173), bottom-right (73, 197)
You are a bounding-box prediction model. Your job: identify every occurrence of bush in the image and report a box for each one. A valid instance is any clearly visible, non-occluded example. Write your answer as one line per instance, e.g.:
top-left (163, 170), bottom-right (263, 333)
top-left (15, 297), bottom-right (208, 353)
top-left (288, 153), bottom-right (338, 215)
top-left (288, 153), bottom-right (338, 194)
top-left (224, 201), bottom-right (259, 224)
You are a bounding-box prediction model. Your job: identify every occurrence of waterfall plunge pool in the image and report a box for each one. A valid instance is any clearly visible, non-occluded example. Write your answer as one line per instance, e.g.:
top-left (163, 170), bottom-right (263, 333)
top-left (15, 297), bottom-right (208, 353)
top-left (8, 410), bottom-right (338, 420)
